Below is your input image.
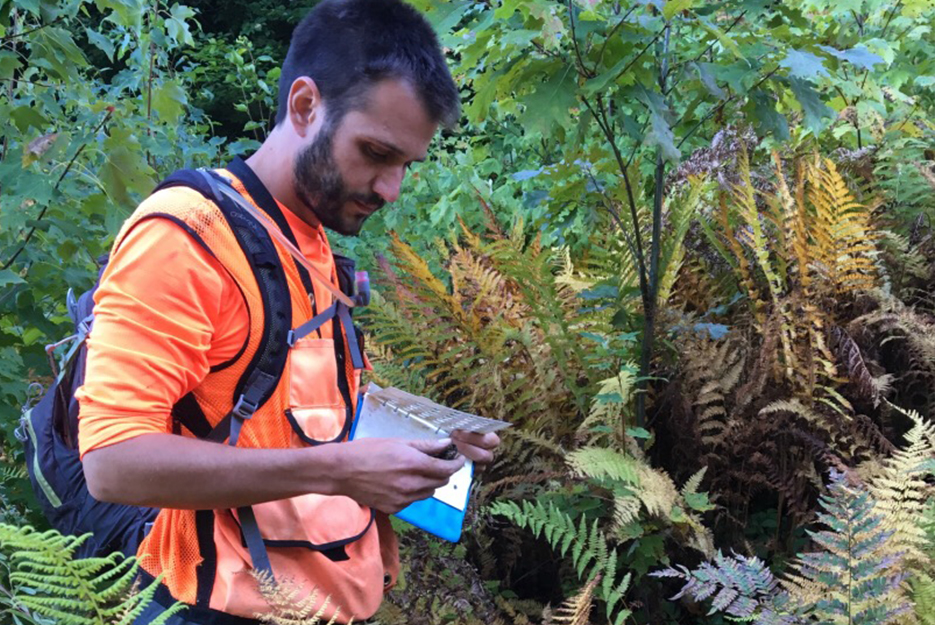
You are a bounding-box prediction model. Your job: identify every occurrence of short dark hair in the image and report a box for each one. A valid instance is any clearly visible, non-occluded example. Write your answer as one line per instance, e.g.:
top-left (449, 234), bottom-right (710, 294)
top-left (275, 0), bottom-right (460, 129)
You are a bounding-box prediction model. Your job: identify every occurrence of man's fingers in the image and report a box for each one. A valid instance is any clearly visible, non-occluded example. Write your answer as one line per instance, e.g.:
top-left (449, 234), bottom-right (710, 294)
top-left (451, 430), bottom-right (501, 450)
top-left (451, 430), bottom-right (500, 464)
top-left (422, 456), bottom-right (465, 479)
top-left (407, 437), bottom-right (453, 456)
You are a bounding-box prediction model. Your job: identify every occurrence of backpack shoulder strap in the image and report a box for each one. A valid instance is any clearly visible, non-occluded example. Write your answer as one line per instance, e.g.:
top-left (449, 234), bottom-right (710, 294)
top-left (154, 169), bottom-right (291, 449)
top-left (155, 167), bottom-right (292, 580)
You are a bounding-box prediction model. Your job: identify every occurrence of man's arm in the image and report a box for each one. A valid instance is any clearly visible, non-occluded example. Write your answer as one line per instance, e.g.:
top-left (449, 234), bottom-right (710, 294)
top-left (83, 433), bottom-right (463, 514)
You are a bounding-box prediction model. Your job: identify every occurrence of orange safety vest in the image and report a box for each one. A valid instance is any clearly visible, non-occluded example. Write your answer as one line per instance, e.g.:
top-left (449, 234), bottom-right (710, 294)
top-left (109, 161), bottom-right (398, 622)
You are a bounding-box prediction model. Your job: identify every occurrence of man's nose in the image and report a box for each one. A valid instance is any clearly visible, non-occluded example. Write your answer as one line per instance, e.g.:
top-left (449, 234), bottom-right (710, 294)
top-left (373, 166), bottom-right (406, 204)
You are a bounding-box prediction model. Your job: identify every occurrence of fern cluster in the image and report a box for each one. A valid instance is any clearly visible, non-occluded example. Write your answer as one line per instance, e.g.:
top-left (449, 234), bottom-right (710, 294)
top-left (564, 446), bottom-right (713, 553)
top-left (709, 149), bottom-right (880, 406)
top-left (655, 404), bottom-right (935, 625)
top-left (489, 500), bottom-right (631, 625)
top-left (659, 147), bottom-right (934, 538)
top-left (0, 524), bottom-right (181, 625)
top-left (364, 207), bottom-right (594, 446)
top-left (654, 469), bottom-right (911, 624)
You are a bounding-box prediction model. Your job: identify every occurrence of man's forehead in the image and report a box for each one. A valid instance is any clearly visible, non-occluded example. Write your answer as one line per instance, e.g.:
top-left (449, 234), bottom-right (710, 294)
top-left (342, 79), bottom-right (437, 158)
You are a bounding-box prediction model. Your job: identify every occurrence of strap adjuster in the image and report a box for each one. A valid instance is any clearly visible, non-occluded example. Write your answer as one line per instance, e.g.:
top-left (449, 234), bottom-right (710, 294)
top-left (287, 330), bottom-right (297, 347)
top-left (231, 394), bottom-right (259, 420)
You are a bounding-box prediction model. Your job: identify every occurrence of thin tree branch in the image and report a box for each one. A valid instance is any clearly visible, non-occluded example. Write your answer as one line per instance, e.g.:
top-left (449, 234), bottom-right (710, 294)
top-left (664, 10), bottom-right (747, 97)
top-left (636, 21), bottom-right (672, 434)
top-left (593, 4), bottom-right (639, 71)
top-left (566, 0), bottom-right (594, 78)
top-left (675, 67), bottom-right (779, 150)
top-left (2, 110), bottom-right (113, 271)
top-left (0, 15), bottom-right (66, 42)
top-left (601, 26), bottom-right (666, 92)
top-left (0, 76), bottom-right (57, 88)
top-left (583, 94), bottom-right (650, 301)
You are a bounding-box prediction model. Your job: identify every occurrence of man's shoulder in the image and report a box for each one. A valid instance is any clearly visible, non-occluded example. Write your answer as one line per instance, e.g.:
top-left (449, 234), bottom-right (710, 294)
top-left (134, 183), bottom-right (221, 222)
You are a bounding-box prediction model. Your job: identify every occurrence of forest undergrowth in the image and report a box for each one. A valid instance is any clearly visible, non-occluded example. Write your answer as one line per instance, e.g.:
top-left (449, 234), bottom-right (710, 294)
top-left (1, 0), bottom-right (934, 624)
top-left (363, 139), bottom-right (935, 624)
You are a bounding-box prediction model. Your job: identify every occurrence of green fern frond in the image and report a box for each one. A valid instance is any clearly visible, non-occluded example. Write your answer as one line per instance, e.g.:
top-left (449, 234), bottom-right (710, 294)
top-left (658, 176), bottom-right (707, 303)
top-left (681, 467), bottom-right (708, 499)
top-left (0, 524), bottom-right (183, 625)
top-left (489, 500), bottom-right (631, 624)
top-left (782, 469), bottom-right (911, 624)
top-left (578, 368), bottom-right (638, 443)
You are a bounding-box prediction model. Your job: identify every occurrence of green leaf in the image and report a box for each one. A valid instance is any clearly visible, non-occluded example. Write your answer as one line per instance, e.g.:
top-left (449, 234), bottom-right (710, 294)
top-left (712, 61), bottom-right (755, 92)
top-left (863, 37), bottom-right (896, 66)
top-left (584, 54), bottom-right (633, 96)
top-left (789, 77), bottom-right (834, 133)
top-left (0, 269), bottom-right (26, 288)
top-left (424, 0), bottom-right (471, 34)
top-left (165, 3), bottom-right (195, 46)
top-left (32, 27), bottom-right (88, 81)
top-left (519, 68), bottom-right (578, 136)
top-left (699, 17), bottom-right (745, 61)
top-left (99, 127), bottom-right (156, 208)
top-left (749, 90), bottom-right (789, 140)
top-left (638, 88), bottom-right (679, 163)
top-left (85, 27), bottom-right (115, 62)
top-left (527, 0), bottom-right (566, 49)
top-left (903, 0), bottom-right (935, 18)
top-left (684, 491), bottom-right (714, 511)
top-left (0, 50), bottom-right (22, 80)
top-left (13, 0), bottom-right (41, 16)
top-left (691, 62), bottom-right (724, 98)
top-left (818, 45), bottom-right (884, 71)
top-left (780, 49), bottom-right (829, 80)
top-left (95, 0), bottom-right (143, 27)
top-left (663, 0), bottom-right (694, 20)
top-left (626, 427), bottom-right (652, 439)
top-left (789, 78), bottom-right (834, 134)
top-left (10, 106), bottom-right (48, 133)
top-left (151, 79), bottom-right (187, 123)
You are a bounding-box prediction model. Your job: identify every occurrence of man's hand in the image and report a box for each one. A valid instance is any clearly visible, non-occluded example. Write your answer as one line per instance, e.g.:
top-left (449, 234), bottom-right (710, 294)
top-left (451, 430), bottom-right (501, 471)
top-left (332, 437), bottom-right (465, 514)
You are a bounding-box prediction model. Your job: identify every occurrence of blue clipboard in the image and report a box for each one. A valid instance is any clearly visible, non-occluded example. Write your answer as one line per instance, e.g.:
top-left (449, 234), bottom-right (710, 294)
top-left (349, 388), bottom-right (476, 542)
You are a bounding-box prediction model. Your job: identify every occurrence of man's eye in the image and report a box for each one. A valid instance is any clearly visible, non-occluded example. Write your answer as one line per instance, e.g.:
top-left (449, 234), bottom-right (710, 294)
top-left (365, 146), bottom-right (389, 161)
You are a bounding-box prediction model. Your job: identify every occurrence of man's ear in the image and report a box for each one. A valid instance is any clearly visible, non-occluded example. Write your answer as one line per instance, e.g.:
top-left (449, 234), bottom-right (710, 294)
top-left (288, 77), bottom-right (323, 138)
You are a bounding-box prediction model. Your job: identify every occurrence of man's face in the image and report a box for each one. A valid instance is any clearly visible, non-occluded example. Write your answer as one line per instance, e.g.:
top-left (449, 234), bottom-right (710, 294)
top-left (293, 78), bottom-right (438, 235)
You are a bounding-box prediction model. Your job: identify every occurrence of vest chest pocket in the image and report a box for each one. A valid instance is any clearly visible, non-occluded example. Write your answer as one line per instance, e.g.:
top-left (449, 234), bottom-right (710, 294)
top-left (286, 337), bottom-right (349, 445)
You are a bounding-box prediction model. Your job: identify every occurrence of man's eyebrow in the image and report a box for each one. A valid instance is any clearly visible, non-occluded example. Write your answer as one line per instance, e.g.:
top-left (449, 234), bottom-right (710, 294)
top-left (368, 138), bottom-right (427, 162)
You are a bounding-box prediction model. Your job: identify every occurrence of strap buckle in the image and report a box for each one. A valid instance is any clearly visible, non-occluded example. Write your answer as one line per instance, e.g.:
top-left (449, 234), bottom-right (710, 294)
top-left (231, 394), bottom-right (259, 420)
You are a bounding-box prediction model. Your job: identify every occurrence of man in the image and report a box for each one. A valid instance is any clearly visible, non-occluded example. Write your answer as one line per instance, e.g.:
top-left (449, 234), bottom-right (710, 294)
top-left (76, 1), bottom-right (500, 623)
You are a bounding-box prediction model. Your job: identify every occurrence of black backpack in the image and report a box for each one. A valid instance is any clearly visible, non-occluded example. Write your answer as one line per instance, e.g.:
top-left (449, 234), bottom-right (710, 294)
top-left (17, 161), bottom-right (366, 567)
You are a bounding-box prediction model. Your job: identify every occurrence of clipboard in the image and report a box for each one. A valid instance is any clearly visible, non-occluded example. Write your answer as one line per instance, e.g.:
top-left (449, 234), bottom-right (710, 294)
top-left (349, 384), bottom-right (510, 541)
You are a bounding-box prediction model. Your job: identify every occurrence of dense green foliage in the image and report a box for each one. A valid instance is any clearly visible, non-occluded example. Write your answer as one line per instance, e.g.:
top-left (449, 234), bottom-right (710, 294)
top-left (0, 524), bottom-right (180, 624)
top-left (1, 0), bottom-right (934, 623)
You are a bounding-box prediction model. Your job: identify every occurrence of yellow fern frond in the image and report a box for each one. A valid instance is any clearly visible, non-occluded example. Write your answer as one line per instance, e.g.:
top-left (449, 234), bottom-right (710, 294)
top-left (545, 575), bottom-right (599, 625)
top-left (556, 247), bottom-right (598, 293)
top-left (253, 572), bottom-right (344, 625)
top-left (868, 403), bottom-right (935, 567)
top-left (681, 467), bottom-right (708, 498)
top-left (566, 447), bottom-right (642, 485)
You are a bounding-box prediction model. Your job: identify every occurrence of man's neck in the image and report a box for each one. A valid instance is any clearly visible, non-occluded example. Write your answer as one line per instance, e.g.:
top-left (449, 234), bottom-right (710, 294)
top-left (245, 131), bottom-right (321, 228)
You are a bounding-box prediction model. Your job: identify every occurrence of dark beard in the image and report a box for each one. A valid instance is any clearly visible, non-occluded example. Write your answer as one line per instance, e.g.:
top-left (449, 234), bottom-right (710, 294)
top-left (293, 122), bottom-right (383, 236)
